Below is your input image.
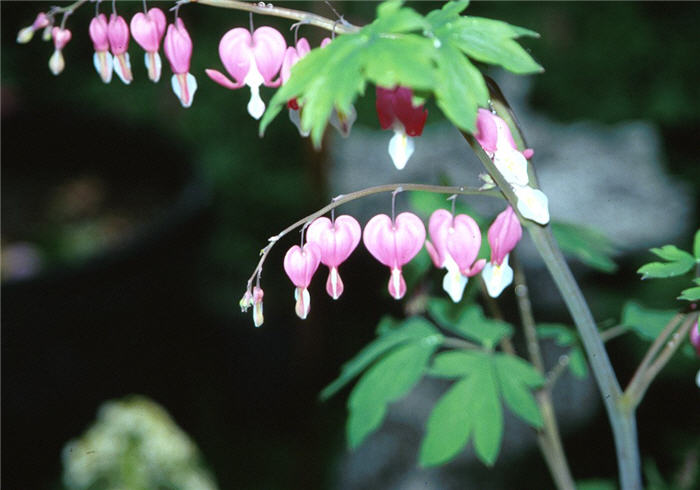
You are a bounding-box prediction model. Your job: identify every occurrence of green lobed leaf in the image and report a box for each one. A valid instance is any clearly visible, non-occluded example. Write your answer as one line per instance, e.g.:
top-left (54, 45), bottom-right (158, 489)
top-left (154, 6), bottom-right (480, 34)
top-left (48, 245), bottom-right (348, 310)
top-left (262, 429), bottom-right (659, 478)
top-left (551, 222), bottom-right (618, 273)
top-left (493, 353), bottom-right (545, 388)
top-left (494, 355), bottom-right (543, 428)
top-left (428, 350), bottom-right (489, 378)
top-left (442, 17), bottom-right (543, 75)
top-left (347, 339), bottom-right (439, 448)
top-left (471, 360), bottom-right (503, 466)
top-left (419, 376), bottom-right (475, 467)
top-left (678, 286), bottom-right (700, 301)
top-left (637, 245), bottom-right (695, 279)
top-left (453, 305), bottom-right (513, 348)
top-left (320, 316), bottom-right (441, 401)
top-left (433, 43), bottom-right (488, 133)
top-left (363, 35), bottom-right (436, 90)
top-left (620, 301), bottom-right (677, 341)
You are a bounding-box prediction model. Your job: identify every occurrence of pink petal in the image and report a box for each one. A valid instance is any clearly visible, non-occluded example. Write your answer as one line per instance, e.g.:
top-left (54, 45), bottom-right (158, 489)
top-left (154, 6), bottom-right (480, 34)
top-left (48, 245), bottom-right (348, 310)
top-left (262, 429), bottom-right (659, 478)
top-left (475, 108), bottom-right (499, 153)
top-left (446, 214), bottom-right (482, 274)
top-left (163, 18), bottom-right (192, 74)
top-left (306, 215), bottom-right (361, 267)
top-left (205, 68), bottom-right (243, 90)
top-left (130, 11), bottom-right (162, 53)
top-left (283, 243), bottom-right (321, 288)
top-left (427, 209), bottom-right (453, 266)
top-left (52, 27), bottom-right (71, 50)
top-left (89, 14), bottom-right (109, 51)
top-left (148, 8), bottom-right (166, 39)
top-left (107, 14), bottom-right (129, 55)
top-left (252, 26), bottom-right (286, 86)
top-left (280, 46), bottom-right (300, 84)
top-left (487, 206), bottom-right (522, 266)
top-left (391, 212), bottom-right (426, 266)
top-left (375, 86), bottom-right (397, 130)
top-left (218, 28), bottom-right (253, 84)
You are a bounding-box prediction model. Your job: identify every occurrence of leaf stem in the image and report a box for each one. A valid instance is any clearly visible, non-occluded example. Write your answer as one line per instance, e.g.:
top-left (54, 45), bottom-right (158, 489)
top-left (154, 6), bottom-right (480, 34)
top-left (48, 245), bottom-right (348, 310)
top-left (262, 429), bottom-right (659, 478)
top-left (244, 183), bottom-right (500, 291)
top-left (177, 0), bottom-right (360, 34)
top-left (599, 324), bottom-right (631, 343)
top-left (513, 256), bottom-right (575, 490)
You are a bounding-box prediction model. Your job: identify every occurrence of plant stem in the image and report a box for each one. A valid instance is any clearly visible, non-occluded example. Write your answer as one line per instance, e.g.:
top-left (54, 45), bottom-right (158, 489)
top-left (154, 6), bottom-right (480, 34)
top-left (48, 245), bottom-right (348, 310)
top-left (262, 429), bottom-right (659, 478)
top-left (180, 0), bottom-right (360, 34)
top-left (600, 324), bottom-right (631, 342)
top-left (513, 256), bottom-right (575, 490)
top-left (461, 87), bottom-right (642, 488)
top-left (244, 183), bottom-right (500, 290)
top-left (624, 312), bottom-right (698, 407)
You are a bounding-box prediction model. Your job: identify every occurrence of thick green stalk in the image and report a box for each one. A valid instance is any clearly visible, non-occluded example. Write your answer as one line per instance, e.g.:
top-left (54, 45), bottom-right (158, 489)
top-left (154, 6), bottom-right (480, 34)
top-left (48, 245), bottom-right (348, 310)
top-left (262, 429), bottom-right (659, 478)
top-left (461, 130), bottom-right (642, 488)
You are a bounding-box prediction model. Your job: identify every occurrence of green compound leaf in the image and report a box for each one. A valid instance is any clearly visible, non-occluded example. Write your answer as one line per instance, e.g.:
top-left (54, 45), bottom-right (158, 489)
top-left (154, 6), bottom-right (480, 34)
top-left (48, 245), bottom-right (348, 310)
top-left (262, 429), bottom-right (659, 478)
top-left (320, 316), bottom-right (441, 401)
top-left (433, 43), bottom-right (488, 133)
top-left (422, 351), bottom-right (542, 467)
top-left (551, 222), bottom-right (618, 273)
top-left (620, 301), bottom-right (677, 341)
top-left (537, 323), bottom-right (589, 378)
top-left (454, 305), bottom-right (513, 349)
top-left (261, 0), bottom-right (541, 146)
top-left (420, 355), bottom-right (502, 467)
top-left (436, 16), bottom-right (542, 75)
top-left (678, 285), bottom-right (700, 301)
top-left (347, 338), bottom-right (439, 448)
top-left (637, 245), bottom-right (696, 280)
top-left (494, 354), bottom-right (543, 428)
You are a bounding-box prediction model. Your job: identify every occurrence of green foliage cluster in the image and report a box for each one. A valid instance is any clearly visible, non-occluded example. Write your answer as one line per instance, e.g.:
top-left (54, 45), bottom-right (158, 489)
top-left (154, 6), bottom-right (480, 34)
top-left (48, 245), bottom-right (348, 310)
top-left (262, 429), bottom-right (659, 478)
top-left (321, 297), bottom-right (550, 468)
top-left (260, 0), bottom-right (541, 146)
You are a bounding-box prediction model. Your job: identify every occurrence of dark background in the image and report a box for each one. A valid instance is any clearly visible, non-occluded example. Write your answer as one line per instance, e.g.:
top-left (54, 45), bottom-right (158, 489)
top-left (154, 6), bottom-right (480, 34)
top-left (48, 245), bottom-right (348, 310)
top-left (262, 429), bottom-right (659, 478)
top-left (2, 2), bottom-right (699, 489)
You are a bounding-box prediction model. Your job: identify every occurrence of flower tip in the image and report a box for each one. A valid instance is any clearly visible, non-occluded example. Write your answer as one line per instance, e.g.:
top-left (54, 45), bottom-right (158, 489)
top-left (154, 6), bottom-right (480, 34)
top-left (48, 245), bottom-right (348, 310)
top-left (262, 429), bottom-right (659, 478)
top-left (388, 131), bottom-right (414, 170)
top-left (48, 50), bottom-right (65, 75)
top-left (17, 26), bottom-right (34, 44)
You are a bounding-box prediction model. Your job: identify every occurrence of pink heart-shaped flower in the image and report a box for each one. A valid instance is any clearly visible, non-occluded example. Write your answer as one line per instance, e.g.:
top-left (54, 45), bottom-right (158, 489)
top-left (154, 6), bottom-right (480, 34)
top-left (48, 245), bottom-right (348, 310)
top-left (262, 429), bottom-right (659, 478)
top-left (52, 27), bottom-right (71, 50)
top-left (130, 8), bottom-right (166, 53)
top-left (426, 209), bottom-right (484, 276)
top-left (488, 206), bottom-right (522, 266)
top-left (89, 14), bottom-right (109, 51)
top-left (283, 242), bottom-right (321, 289)
top-left (107, 14), bottom-right (129, 55)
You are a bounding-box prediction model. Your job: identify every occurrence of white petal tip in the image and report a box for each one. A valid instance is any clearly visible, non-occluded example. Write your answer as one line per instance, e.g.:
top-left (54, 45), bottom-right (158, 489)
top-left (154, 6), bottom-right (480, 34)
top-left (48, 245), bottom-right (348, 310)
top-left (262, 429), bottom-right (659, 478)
top-left (515, 186), bottom-right (550, 225)
top-left (388, 131), bottom-right (414, 170)
top-left (481, 261), bottom-right (514, 298)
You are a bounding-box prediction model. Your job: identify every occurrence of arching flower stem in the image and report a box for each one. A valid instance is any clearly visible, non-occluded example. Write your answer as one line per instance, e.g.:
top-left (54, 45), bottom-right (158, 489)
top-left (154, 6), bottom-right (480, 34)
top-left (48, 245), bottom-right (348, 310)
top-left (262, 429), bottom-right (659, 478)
top-left (244, 183), bottom-right (501, 292)
top-left (172, 0), bottom-right (360, 34)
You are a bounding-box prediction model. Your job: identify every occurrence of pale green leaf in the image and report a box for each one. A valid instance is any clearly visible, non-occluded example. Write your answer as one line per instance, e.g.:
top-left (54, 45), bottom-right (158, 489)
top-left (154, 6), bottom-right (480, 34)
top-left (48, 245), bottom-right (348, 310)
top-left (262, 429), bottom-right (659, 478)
top-left (321, 316), bottom-right (440, 400)
top-left (494, 358), bottom-right (543, 428)
top-left (621, 301), bottom-right (676, 341)
top-left (419, 377), bottom-right (474, 467)
top-left (452, 305), bottom-right (513, 348)
top-left (637, 245), bottom-right (695, 279)
top-left (428, 350), bottom-right (489, 378)
top-left (364, 35), bottom-right (436, 90)
top-left (537, 323), bottom-right (576, 346)
top-left (551, 222), bottom-right (618, 273)
top-left (347, 340), bottom-right (439, 448)
top-left (576, 480), bottom-right (617, 490)
top-left (694, 229), bottom-right (700, 259)
top-left (446, 17), bottom-right (543, 74)
top-left (493, 353), bottom-right (545, 388)
top-left (678, 286), bottom-right (700, 301)
top-left (472, 361), bottom-right (503, 466)
top-left (434, 43), bottom-right (489, 133)
top-left (372, 0), bottom-right (427, 34)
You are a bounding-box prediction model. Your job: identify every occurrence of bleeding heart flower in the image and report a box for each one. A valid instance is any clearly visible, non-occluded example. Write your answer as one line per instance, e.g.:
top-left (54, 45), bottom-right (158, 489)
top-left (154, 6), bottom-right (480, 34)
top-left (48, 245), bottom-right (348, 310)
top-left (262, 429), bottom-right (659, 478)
top-left (284, 242), bottom-right (322, 319)
top-left (130, 8), bottom-right (166, 82)
top-left (376, 86), bottom-right (428, 170)
top-left (17, 12), bottom-right (51, 44)
top-left (108, 14), bottom-right (132, 84)
top-left (163, 18), bottom-right (197, 108)
top-left (306, 215), bottom-right (361, 300)
top-left (363, 212), bottom-right (426, 300)
top-left (89, 14), bottom-right (113, 83)
top-left (48, 27), bottom-right (71, 75)
top-left (205, 26), bottom-right (286, 120)
top-left (513, 185), bottom-right (550, 225)
top-left (690, 320), bottom-right (700, 357)
top-left (281, 37), bottom-right (311, 135)
top-left (425, 209), bottom-right (485, 303)
top-left (481, 206), bottom-right (522, 298)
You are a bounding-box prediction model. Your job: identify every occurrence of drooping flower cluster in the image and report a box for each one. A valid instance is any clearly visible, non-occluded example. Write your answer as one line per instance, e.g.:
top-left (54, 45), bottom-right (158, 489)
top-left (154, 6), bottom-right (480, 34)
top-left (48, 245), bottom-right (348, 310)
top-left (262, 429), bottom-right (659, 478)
top-left (19, 5), bottom-right (196, 107)
top-left (475, 109), bottom-right (550, 225)
top-left (242, 203), bottom-right (524, 326)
